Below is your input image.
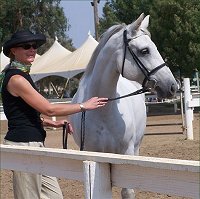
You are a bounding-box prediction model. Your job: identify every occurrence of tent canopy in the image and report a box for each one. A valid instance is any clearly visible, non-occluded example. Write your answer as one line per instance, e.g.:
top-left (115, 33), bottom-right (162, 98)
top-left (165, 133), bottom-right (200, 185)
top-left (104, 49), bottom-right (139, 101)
top-left (31, 34), bottom-right (98, 82)
top-left (0, 50), bottom-right (10, 71)
top-left (31, 38), bottom-right (71, 74)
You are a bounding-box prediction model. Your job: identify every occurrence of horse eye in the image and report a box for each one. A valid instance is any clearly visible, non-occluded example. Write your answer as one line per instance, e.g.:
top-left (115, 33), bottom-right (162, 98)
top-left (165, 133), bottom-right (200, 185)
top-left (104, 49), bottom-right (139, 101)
top-left (140, 48), bottom-right (149, 55)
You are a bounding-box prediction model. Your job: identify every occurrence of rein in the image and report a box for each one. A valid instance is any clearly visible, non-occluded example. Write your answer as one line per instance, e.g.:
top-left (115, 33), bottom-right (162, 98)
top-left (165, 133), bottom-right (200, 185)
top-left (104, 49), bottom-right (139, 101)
top-left (77, 29), bottom-right (167, 151)
top-left (80, 111), bottom-right (86, 151)
top-left (79, 87), bottom-right (148, 151)
top-left (107, 87), bottom-right (148, 101)
top-left (62, 122), bottom-right (70, 149)
top-left (62, 112), bottom-right (86, 151)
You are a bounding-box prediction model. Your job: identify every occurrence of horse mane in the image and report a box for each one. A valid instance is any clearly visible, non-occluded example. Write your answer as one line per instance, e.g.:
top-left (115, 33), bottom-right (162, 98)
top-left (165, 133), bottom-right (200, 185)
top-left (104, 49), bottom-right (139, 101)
top-left (83, 24), bottom-right (125, 77)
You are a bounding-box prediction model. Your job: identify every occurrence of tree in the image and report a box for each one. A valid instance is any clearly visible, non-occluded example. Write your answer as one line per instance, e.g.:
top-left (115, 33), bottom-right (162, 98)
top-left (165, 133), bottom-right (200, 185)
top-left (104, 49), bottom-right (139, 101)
top-left (150, 0), bottom-right (200, 77)
top-left (99, 0), bottom-right (153, 35)
top-left (99, 0), bottom-right (200, 77)
top-left (0, 0), bottom-right (74, 54)
top-left (0, 0), bottom-right (76, 100)
top-left (99, 2), bottom-right (119, 35)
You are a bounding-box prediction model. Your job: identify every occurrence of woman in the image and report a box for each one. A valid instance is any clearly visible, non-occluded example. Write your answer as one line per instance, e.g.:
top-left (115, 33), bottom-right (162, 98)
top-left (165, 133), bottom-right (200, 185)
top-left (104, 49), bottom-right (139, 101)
top-left (1, 30), bottom-right (107, 199)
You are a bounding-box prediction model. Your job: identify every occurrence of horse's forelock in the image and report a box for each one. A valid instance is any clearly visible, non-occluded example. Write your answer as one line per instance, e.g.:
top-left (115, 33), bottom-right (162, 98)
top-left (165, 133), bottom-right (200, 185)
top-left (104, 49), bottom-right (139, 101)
top-left (83, 24), bottom-right (125, 77)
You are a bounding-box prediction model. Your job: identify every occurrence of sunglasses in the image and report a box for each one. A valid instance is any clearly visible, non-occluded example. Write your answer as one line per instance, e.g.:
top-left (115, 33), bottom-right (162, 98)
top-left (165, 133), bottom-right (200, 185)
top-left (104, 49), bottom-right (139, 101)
top-left (16, 43), bottom-right (39, 50)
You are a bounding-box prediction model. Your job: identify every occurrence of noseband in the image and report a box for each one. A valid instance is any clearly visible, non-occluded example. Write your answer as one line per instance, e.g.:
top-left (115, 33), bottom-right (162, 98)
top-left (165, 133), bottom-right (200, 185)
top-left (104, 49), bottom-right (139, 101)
top-left (77, 29), bottom-right (168, 151)
top-left (121, 29), bottom-right (166, 88)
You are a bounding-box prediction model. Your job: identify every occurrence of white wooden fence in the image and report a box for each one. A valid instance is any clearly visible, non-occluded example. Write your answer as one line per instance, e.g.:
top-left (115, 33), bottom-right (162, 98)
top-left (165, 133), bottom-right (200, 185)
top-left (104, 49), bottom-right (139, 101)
top-left (183, 78), bottom-right (200, 140)
top-left (0, 144), bottom-right (199, 199)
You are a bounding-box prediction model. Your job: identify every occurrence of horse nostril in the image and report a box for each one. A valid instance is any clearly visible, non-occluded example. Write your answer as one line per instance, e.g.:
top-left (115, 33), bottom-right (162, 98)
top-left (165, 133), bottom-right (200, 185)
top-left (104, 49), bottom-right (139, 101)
top-left (170, 83), bottom-right (177, 94)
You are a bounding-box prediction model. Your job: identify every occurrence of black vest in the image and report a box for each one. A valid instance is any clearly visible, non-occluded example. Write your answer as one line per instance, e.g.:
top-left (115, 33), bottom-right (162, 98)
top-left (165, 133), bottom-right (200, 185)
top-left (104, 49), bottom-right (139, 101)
top-left (2, 69), bottom-right (46, 142)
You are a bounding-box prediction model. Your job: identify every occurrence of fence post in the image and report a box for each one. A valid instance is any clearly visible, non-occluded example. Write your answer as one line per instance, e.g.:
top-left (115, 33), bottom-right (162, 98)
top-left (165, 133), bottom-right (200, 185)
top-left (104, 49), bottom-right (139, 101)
top-left (183, 78), bottom-right (194, 140)
top-left (83, 161), bottom-right (112, 199)
top-left (52, 116), bottom-right (56, 130)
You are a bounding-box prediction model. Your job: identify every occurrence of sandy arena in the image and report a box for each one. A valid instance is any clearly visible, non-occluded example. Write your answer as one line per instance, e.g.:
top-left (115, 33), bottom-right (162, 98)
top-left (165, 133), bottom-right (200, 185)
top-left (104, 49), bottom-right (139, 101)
top-left (0, 105), bottom-right (199, 199)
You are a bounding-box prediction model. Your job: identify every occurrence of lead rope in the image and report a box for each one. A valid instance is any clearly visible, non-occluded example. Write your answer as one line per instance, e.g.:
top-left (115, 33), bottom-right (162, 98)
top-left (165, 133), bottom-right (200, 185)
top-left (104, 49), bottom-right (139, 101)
top-left (79, 87), bottom-right (148, 151)
top-left (80, 110), bottom-right (86, 151)
top-left (107, 87), bottom-right (148, 101)
top-left (63, 122), bottom-right (69, 149)
top-left (79, 30), bottom-right (166, 150)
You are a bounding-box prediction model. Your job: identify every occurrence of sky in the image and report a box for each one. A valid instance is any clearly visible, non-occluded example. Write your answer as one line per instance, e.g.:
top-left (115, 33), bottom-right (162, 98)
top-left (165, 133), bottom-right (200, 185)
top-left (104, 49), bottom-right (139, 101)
top-left (60, 0), bottom-right (106, 48)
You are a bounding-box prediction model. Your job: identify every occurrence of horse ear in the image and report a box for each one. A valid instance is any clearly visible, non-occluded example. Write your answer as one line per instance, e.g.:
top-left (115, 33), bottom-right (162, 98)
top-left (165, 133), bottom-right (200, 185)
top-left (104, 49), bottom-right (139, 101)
top-left (127, 13), bottom-right (145, 33)
top-left (140, 15), bottom-right (150, 30)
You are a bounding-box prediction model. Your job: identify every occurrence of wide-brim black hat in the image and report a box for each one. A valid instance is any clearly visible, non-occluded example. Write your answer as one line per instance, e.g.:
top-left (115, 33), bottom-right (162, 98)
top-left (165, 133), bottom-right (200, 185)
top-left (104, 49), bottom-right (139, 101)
top-left (3, 30), bottom-right (46, 57)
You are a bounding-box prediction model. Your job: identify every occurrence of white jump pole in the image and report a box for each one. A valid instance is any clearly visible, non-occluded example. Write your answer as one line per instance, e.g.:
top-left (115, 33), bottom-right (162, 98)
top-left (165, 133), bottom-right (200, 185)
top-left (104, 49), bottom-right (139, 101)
top-left (183, 78), bottom-right (193, 140)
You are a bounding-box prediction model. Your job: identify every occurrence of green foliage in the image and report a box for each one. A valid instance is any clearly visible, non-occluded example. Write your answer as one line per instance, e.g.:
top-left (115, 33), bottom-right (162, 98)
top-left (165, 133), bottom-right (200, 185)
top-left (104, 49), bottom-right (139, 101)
top-left (99, 0), bottom-right (200, 77)
top-left (99, 2), bottom-right (120, 34)
top-left (0, 0), bottom-right (73, 54)
top-left (150, 0), bottom-right (200, 77)
top-left (99, 0), bottom-right (153, 34)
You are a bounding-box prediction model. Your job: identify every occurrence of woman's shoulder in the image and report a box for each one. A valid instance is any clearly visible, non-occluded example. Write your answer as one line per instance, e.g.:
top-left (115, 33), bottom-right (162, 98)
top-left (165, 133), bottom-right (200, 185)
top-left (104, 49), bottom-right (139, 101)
top-left (3, 69), bottom-right (31, 86)
top-left (6, 68), bottom-right (27, 75)
top-left (5, 69), bottom-right (30, 80)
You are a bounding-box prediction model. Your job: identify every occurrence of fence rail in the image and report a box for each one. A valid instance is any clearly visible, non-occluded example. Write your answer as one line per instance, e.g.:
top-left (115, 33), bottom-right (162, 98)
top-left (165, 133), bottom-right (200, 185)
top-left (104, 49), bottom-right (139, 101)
top-left (1, 144), bottom-right (199, 199)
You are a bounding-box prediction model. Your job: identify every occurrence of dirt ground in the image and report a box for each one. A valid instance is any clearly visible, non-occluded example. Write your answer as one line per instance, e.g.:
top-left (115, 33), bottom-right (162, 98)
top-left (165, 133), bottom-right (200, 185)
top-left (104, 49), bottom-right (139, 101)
top-left (0, 106), bottom-right (199, 199)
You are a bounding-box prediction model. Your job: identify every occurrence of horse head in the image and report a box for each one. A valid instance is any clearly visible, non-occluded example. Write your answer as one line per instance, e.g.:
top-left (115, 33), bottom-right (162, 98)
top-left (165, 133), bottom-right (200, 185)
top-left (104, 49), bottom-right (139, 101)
top-left (110, 13), bottom-right (178, 99)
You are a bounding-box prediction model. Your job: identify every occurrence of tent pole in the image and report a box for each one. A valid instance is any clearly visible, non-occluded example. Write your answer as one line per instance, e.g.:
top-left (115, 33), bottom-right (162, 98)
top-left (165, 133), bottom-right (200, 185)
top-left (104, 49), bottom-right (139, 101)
top-left (50, 82), bottom-right (60, 97)
top-left (61, 78), bottom-right (70, 99)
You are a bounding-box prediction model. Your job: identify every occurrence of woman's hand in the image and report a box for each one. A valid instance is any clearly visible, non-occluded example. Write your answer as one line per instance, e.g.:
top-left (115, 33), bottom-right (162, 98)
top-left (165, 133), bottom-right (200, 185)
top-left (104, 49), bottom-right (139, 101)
top-left (81, 97), bottom-right (108, 110)
top-left (42, 118), bottom-right (73, 134)
top-left (57, 120), bottom-right (73, 135)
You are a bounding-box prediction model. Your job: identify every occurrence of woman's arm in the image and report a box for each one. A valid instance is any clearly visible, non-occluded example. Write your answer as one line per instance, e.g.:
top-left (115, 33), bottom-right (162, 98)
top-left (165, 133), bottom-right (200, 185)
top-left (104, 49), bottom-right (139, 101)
top-left (7, 75), bottom-right (108, 116)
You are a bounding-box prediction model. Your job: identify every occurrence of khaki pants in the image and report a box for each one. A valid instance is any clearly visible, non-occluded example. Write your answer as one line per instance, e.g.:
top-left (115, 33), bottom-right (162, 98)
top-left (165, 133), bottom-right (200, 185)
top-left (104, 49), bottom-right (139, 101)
top-left (4, 140), bottom-right (63, 199)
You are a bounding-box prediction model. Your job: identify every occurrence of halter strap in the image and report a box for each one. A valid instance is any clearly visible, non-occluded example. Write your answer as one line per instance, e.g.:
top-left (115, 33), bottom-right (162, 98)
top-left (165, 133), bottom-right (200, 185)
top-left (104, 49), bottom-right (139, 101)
top-left (122, 29), bottom-right (166, 88)
top-left (79, 29), bottom-right (167, 151)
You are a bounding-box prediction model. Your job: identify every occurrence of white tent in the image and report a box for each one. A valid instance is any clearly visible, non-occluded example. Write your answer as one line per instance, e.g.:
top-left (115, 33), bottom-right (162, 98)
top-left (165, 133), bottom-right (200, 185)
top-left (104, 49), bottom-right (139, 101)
top-left (31, 38), bottom-right (71, 75)
top-left (31, 34), bottom-right (98, 82)
top-left (0, 50), bottom-right (9, 71)
top-left (34, 54), bottom-right (41, 60)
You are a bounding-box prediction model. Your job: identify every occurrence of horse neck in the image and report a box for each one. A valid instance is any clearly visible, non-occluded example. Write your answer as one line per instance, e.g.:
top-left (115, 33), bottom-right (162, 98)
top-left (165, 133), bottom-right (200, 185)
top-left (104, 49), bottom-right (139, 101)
top-left (83, 54), bottom-right (119, 98)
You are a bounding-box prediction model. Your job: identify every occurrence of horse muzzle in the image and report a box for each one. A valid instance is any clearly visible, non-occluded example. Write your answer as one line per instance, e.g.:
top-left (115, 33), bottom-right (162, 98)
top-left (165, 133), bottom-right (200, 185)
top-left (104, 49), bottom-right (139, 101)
top-left (155, 80), bottom-right (178, 99)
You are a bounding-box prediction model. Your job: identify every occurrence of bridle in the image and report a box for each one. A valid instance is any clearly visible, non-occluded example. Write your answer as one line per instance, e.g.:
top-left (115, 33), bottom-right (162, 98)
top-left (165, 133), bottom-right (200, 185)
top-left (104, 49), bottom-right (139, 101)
top-left (121, 29), bottom-right (166, 88)
top-left (107, 29), bottom-right (167, 102)
top-left (65, 29), bottom-right (168, 151)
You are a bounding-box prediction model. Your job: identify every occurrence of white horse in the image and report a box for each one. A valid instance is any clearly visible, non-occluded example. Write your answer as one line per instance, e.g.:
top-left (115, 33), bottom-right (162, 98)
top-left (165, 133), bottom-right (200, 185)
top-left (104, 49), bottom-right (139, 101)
top-left (69, 14), bottom-right (177, 199)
